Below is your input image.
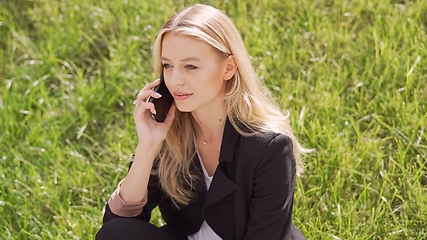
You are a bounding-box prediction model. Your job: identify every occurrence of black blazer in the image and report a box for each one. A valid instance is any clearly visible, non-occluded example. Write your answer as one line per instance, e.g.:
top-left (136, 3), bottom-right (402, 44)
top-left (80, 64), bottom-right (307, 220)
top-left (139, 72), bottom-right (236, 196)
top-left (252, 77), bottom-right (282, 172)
top-left (102, 119), bottom-right (305, 240)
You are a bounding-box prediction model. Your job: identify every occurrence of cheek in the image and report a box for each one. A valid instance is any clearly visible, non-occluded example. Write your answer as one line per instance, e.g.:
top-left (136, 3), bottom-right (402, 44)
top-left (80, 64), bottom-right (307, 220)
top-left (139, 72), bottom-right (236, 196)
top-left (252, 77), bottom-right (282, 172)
top-left (206, 65), bottom-right (225, 83)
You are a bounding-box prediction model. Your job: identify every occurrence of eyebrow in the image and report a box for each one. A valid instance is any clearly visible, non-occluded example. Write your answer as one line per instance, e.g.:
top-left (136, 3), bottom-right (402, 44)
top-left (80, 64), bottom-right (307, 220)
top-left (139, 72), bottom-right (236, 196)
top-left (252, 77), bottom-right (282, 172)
top-left (161, 56), bottom-right (201, 62)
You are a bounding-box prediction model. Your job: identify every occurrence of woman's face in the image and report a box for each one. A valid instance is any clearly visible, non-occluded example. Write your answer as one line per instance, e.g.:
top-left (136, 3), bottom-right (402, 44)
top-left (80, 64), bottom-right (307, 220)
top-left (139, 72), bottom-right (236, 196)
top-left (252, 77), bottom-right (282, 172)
top-left (160, 33), bottom-right (233, 115)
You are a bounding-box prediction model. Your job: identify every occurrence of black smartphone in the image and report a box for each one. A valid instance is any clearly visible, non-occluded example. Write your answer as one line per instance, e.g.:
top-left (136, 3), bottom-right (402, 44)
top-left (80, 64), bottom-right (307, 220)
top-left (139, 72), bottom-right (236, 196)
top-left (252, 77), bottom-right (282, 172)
top-left (148, 75), bottom-right (174, 122)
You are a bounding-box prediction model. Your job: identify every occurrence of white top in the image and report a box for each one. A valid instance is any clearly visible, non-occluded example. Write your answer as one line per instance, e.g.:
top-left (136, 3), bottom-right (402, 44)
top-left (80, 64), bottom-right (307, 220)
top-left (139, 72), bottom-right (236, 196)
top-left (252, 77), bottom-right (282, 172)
top-left (187, 151), bottom-right (222, 240)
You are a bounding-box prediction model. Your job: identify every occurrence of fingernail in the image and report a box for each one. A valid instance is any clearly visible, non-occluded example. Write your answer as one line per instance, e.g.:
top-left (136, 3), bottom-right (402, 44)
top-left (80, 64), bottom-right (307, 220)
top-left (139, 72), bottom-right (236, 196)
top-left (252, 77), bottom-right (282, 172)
top-left (156, 92), bottom-right (162, 97)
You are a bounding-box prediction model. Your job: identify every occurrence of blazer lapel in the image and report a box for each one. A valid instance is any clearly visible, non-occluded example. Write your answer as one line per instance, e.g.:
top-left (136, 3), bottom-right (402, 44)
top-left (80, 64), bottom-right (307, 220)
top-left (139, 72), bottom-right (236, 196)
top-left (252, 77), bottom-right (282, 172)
top-left (202, 164), bottom-right (236, 208)
top-left (191, 153), bottom-right (208, 194)
top-left (203, 118), bottom-right (240, 209)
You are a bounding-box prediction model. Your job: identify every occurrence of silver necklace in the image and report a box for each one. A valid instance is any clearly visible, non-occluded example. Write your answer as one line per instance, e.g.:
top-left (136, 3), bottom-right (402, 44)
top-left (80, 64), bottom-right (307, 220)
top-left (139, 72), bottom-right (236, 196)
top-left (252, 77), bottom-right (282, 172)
top-left (202, 135), bottom-right (221, 145)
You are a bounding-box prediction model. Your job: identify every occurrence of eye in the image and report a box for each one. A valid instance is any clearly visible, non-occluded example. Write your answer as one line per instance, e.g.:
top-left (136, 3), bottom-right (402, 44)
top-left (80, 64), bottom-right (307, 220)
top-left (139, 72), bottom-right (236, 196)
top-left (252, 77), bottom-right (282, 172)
top-left (162, 63), bottom-right (172, 69)
top-left (185, 65), bottom-right (197, 70)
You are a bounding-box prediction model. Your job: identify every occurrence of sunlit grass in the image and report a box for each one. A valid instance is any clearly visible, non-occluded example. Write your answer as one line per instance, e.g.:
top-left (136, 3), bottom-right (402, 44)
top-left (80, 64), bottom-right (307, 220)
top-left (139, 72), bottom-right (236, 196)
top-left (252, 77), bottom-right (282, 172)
top-left (1, 0), bottom-right (426, 239)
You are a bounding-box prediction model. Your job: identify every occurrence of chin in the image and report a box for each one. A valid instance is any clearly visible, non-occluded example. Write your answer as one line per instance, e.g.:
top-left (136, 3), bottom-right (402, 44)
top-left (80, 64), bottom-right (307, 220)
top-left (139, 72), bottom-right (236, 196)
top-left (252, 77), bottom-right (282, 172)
top-left (175, 104), bottom-right (193, 113)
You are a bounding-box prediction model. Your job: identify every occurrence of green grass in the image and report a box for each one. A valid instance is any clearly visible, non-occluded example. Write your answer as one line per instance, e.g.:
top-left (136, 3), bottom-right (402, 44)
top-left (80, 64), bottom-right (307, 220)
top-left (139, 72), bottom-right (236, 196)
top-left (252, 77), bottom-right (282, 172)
top-left (1, 0), bottom-right (426, 239)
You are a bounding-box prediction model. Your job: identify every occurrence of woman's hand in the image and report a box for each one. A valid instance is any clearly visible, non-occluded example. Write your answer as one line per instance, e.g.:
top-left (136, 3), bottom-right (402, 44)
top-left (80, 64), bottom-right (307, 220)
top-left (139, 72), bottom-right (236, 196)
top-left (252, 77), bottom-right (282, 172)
top-left (114, 78), bottom-right (176, 204)
top-left (133, 78), bottom-right (176, 149)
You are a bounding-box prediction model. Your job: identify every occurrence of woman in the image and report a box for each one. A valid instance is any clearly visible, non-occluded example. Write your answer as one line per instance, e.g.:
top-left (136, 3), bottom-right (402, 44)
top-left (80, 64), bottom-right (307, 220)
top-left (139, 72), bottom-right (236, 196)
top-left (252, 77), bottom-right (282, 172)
top-left (96, 4), bottom-right (309, 240)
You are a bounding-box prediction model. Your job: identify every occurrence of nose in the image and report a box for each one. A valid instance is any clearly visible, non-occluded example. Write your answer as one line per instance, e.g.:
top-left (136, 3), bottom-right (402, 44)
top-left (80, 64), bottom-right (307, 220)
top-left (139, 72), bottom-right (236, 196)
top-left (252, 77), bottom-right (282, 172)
top-left (166, 69), bottom-right (185, 87)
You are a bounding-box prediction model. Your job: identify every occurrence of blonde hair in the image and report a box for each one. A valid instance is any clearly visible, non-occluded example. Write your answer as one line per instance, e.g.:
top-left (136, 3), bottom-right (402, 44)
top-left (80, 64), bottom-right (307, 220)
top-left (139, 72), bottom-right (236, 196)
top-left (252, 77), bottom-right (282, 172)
top-left (152, 4), bottom-right (310, 206)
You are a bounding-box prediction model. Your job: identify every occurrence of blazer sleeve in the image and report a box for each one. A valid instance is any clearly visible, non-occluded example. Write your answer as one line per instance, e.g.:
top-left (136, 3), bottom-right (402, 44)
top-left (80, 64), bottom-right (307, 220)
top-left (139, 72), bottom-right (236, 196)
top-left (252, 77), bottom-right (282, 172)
top-left (101, 160), bottom-right (162, 224)
top-left (243, 134), bottom-right (298, 239)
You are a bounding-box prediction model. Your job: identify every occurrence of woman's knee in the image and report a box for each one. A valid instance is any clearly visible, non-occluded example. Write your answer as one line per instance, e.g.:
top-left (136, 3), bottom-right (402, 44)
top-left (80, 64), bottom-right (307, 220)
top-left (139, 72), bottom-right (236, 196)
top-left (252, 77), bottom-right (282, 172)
top-left (95, 218), bottom-right (177, 240)
top-left (96, 218), bottom-right (147, 240)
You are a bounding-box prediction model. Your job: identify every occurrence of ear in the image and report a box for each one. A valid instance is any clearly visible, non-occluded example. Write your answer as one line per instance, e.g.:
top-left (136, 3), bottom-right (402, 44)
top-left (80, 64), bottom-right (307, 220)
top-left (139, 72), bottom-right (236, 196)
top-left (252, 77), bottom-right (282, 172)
top-left (223, 55), bottom-right (237, 81)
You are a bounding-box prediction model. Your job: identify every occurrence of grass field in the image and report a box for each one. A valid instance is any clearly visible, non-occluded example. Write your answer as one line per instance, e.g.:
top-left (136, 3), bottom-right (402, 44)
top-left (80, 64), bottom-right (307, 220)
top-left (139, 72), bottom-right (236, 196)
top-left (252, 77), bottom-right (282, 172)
top-left (1, 0), bottom-right (426, 239)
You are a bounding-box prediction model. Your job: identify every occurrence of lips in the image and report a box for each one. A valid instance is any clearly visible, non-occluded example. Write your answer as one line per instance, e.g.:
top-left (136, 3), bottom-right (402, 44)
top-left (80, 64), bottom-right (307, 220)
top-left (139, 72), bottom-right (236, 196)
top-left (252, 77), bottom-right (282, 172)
top-left (173, 92), bottom-right (193, 101)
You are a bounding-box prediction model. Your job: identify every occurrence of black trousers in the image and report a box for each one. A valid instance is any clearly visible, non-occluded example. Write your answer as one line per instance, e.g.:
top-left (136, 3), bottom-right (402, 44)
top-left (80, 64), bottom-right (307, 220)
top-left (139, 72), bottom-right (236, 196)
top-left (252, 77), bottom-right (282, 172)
top-left (96, 218), bottom-right (306, 240)
top-left (96, 218), bottom-right (184, 240)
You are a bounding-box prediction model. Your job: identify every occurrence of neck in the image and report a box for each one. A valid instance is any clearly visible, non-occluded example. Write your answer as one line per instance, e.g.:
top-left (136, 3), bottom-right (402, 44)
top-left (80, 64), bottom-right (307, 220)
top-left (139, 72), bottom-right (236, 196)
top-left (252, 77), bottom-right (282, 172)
top-left (191, 108), bottom-right (227, 143)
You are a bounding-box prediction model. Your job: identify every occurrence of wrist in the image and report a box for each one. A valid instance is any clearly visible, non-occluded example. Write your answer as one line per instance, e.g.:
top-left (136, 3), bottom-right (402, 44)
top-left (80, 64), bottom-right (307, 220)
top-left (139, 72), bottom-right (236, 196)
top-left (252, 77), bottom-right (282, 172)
top-left (134, 143), bottom-right (161, 160)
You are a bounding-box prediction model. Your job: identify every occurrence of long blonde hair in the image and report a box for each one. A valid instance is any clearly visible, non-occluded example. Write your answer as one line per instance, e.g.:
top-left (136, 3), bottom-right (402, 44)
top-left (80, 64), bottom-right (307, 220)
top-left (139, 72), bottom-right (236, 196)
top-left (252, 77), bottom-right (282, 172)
top-left (152, 4), bottom-right (310, 206)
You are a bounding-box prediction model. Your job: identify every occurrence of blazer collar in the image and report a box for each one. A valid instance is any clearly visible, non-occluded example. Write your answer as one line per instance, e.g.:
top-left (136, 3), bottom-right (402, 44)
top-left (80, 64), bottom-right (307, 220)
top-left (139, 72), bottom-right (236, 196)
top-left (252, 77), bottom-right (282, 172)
top-left (192, 118), bottom-right (240, 194)
top-left (218, 118), bottom-right (240, 163)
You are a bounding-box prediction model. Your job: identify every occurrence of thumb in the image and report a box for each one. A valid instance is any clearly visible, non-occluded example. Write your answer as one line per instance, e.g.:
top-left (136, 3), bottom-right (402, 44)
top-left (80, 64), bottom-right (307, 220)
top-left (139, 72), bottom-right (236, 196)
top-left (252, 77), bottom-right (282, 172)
top-left (163, 103), bottom-right (176, 126)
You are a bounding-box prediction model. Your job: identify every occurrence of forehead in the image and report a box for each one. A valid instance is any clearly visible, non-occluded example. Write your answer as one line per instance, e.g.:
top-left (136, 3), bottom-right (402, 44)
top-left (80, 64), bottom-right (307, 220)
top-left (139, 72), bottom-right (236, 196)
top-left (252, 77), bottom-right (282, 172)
top-left (161, 33), bottom-right (216, 60)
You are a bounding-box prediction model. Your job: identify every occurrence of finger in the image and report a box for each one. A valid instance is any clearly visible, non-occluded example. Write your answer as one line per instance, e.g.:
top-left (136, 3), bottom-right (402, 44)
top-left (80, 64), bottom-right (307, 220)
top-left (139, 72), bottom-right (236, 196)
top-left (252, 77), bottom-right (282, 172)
top-left (134, 101), bottom-right (156, 116)
top-left (137, 78), bottom-right (161, 95)
top-left (132, 92), bottom-right (161, 110)
top-left (134, 79), bottom-right (162, 104)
